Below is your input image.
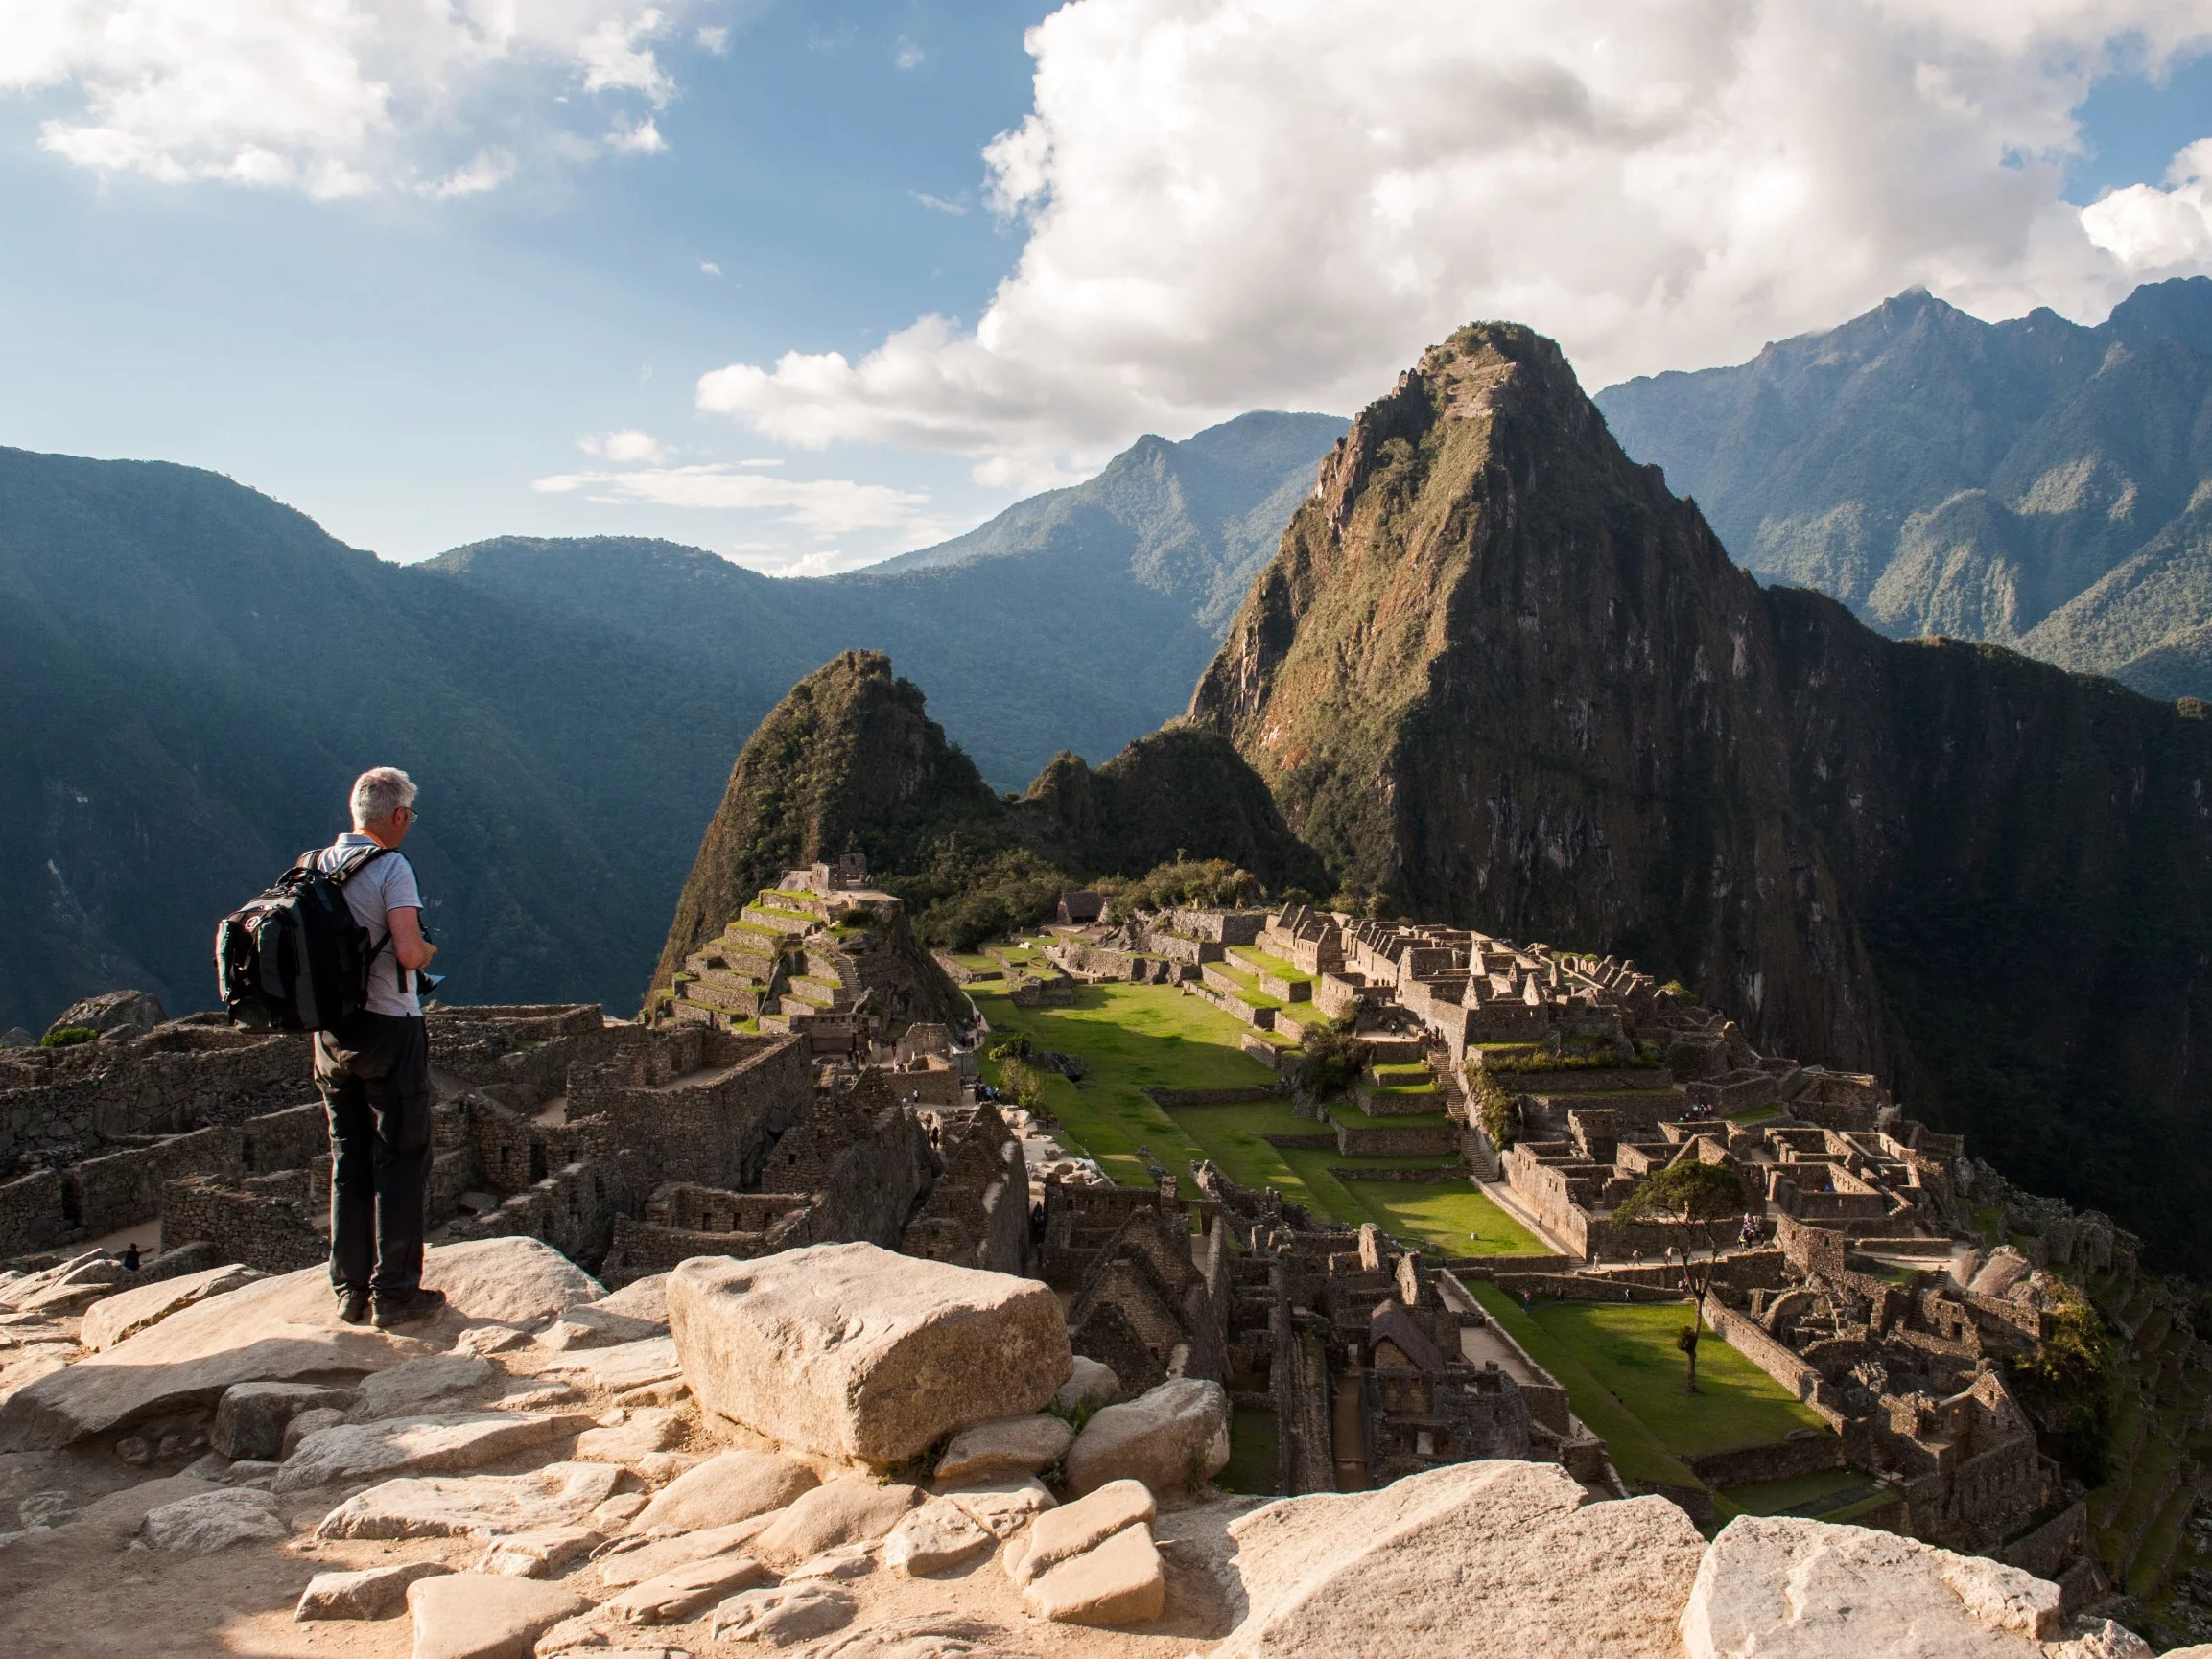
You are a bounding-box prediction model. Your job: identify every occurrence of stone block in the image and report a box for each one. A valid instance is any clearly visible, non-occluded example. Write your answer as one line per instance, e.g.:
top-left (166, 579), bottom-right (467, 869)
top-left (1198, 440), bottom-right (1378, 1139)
top-left (1007, 1477), bottom-right (1155, 1586)
top-left (347, 1353), bottom-right (490, 1420)
top-left (273, 1410), bottom-right (593, 1492)
top-left (1065, 1379), bottom-right (1230, 1497)
top-left (137, 1487), bottom-right (289, 1552)
top-left (80, 1263), bottom-right (265, 1352)
top-left (668, 1242), bottom-right (1070, 1464)
top-left (884, 1496), bottom-right (994, 1576)
top-left (294, 1561), bottom-right (450, 1621)
top-left (934, 1413), bottom-right (1073, 1485)
top-left (605, 1551), bottom-right (769, 1624)
top-left (942, 1476), bottom-right (1056, 1540)
top-left (315, 1460), bottom-right (623, 1541)
top-left (407, 1573), bottom-right (586, 1659)
top-left (1021, 1522), bottom-right (1165, 1626)
top-left (1055, 1355), bottom-right (1120, 1414)
top-left (710, 1583), bottom-right (858, 1647)
top-left (212, 1380), bottom-right (357, 1461)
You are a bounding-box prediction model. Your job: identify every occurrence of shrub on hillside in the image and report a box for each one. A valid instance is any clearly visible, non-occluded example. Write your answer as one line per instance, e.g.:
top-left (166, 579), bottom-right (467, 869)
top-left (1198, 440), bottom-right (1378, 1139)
top-left (40, 1026), bottom-right (96, 1048)
top-left (1104, 858), bottom-right (1262, 921)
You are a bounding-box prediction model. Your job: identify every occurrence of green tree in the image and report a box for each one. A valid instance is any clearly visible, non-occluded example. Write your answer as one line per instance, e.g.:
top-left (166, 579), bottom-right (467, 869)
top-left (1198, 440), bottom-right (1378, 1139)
top-left (1614, 1158), bottom-right (1751, 1393)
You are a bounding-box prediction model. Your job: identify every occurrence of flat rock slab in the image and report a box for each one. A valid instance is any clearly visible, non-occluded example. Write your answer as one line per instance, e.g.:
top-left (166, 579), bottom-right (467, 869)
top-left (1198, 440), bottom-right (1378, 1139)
top-left (711, 1583), bottom-right (859, 1647)
top-left (885, 1496), bottom-right (994, 1576)
top-left (1010, 1478), bottom-right (1154, 1586)
top-left (753, 1475), bottom-right (925, 1568)
top-left (348, 1353), bottom-right (491, 1421)
top-left (632, 1447), bottom-right (818, 1534)
top-left (419, 1236), bottom-right (602, 1329)
top-left (409, 1572), bottom-right (586, 1659)
top-left (1024, 1522), bottom-right (1165, 1626)
top-left (943, 1477), bottom-right (1057, 1540)
top-left (1680, 1515), bottom-right (2141, 1658)
top-left (1215, 1459), bottom-right (1705, 1659)
top-left (316, 1460), bottom-right (623, 1540)
top-left (1065, 1379), bottom-right (1230, 1498)
top-left (544, 1336), bottom-right (681, 1392)
top-left (274, 1410), bottom-right (591, 1492)
top-left (575, 1405), bottom-right (685, 1464)
top-left (479, 1524), bottom-right (600, 1577)
top-left (0, 1263), bottom-right (435, 1451)
top-left (81, 1264), bottom-right (265, 1352)
top-left (669, 1242), bottom-right (1070, 1465)
top-left (295, 1561), bottom-right (451, 1621)
top-left (600, 1521), bottom-right (776, 1589)
top-left (605, 1551), bottom-right (769, 1624)
top-left (935, 1414), bottom-right (1072, 1485)
top-left (138, 1487), bottom-right (289, 1552)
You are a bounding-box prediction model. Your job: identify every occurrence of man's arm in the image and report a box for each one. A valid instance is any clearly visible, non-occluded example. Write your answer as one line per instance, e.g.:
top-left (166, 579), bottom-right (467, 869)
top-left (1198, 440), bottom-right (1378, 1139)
top-left (388, 906), bottom-right (437, 971)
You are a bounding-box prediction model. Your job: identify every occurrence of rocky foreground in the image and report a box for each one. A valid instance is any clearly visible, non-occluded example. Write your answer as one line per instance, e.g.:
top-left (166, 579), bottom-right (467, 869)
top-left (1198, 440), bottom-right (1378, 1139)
top-left (0, 1237), bottom-right (2177, 1658)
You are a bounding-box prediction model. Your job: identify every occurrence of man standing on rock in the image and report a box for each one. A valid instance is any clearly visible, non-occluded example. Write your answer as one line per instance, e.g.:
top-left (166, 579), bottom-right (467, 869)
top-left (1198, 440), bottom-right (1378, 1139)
top-left (314, 766), bottom-right (446, 1330)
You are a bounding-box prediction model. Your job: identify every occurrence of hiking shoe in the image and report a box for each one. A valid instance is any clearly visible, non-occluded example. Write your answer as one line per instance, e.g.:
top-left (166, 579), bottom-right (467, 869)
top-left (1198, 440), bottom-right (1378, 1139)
top-left (371, 1287), bottom-right (448, 1329)
top-left (334, 1286), bottom-right (371, 1326)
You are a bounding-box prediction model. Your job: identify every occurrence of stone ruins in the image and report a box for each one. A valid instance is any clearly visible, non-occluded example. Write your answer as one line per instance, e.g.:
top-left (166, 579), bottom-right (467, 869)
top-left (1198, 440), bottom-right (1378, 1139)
top-left (0, 879), bottom-right (2198, 1653)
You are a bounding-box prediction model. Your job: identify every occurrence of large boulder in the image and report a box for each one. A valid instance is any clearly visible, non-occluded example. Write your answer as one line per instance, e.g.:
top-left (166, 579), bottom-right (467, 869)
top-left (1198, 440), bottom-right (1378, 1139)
top-left (47, 989), bottom-right (165, 1040)
top-left (1213, 1460), bottom-right (1705, 1659)
top-left (213, 1380), bottom-right (358, 1460)
top-left (137, 1487), bottom-right (289, 1552)
top-left (0, 1262), bottom-right (436, 1450)
top-left (1681, 1516), bottom-right (2149, 1658)
top-left (935, 1414), bottom-right (1073, 1485)
top-left (668, 1242), bottom-right (1071, 1464)
top-left (1065, 1378), bottom-right (1231, 1497)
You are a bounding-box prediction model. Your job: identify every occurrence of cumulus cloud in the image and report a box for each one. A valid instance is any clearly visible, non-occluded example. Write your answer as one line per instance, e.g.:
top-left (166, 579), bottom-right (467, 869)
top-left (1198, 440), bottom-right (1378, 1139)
top-left (696, 25), bottom-right (731, 56)
top-left (532, 462), bottom-right (940, 540)
top-left (578, 429), bottom-right (671, 464)
top-left (2083, 137), bottom-right (2212, 269)
top-left (0, 0), bottom-right (689, 197)
top-left (697, 0), bottom-right (2212, 482)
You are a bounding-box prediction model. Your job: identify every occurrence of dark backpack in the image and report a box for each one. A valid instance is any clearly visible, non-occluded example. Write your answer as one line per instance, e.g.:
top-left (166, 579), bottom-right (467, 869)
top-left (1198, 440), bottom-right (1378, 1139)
top-left (214, 846), bottom-right (392, 1033)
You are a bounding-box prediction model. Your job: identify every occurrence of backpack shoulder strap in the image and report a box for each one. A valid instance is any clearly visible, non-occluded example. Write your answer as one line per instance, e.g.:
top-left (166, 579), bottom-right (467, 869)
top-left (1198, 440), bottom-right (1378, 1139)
top-left (324, 845), bottom-right (395, 886)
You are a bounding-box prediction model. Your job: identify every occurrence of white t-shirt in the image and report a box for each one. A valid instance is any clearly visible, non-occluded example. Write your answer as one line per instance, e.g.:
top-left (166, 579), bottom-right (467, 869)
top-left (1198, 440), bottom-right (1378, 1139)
top-left (317, 832), bottom-right (425, 1018)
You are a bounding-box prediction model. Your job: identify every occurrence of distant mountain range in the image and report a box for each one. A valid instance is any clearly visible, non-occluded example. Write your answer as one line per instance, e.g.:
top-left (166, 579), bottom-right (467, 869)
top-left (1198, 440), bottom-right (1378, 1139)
top-left (0, 412), bottom-right (1343, 1031)
top-left (1596, 277), bottom-right (2212, 701)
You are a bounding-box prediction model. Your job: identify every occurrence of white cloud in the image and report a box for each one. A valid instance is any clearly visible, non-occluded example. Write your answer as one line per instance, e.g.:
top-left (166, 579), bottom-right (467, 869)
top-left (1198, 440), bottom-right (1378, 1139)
top-left (533, 462), bottom-right (941, 539)
top-left (607, 117), bottom-right (667, 154)
top-left (696, 25), bottom-right (731, 56)
top-left (910, 190), bottom-right (967, 216)
top-left (2083, 137), bottom-right (2212, 269)
top-left (698, 0), bottom-right (2212, 483)
top-left (578, 429), bottom-right (671, 464)
top-left (700, 259), bottom-right (723, 276)
top-left (896, 39), bottom-right (925, 71)
top-left (1, 0), bottom-right (689, 197)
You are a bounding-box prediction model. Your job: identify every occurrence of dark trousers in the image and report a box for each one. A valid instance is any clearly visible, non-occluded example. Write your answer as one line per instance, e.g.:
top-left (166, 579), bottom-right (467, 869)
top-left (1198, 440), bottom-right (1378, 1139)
top-left (314, 1013), bottom-right (432, 1294)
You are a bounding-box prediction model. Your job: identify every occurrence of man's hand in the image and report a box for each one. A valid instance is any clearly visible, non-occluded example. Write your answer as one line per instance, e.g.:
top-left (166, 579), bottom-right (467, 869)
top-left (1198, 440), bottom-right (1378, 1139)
top-left (388, 906), bottom-right (437, 971)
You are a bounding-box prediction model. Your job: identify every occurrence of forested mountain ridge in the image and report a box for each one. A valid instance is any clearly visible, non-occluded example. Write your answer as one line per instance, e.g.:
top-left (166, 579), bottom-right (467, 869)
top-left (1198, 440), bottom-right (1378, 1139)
top-left (0, 409), bottom-right (1345, 1032)
top-left (1595, 277), bottom-right (2212, 700)
top-left (1194, 321), bottom-right (2212, 1263)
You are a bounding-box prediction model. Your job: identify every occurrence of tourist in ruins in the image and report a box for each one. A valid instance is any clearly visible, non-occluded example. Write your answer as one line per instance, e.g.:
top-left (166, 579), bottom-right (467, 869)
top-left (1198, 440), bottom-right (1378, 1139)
top-left (313, 766), bottom-right (446, 1329)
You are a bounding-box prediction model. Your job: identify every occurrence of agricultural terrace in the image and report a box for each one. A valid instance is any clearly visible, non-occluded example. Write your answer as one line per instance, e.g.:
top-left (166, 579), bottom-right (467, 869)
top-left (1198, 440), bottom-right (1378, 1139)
top-left (969, 980), bottom-right (1541, 1255)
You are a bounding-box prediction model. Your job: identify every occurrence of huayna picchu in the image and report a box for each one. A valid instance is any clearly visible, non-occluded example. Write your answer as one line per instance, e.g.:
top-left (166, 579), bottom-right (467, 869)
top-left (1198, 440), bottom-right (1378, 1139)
top-left (1191, 321), bottom-right (2212, 1271)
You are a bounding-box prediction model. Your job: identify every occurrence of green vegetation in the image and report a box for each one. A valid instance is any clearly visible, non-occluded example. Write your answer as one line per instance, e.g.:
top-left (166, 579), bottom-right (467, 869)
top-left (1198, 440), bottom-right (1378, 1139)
top-left (1615, 1160), bottom-right (1752, 1391)
top-left (38, 1025), bottom-right (96, 1048)
top-left (1716, 1467), bottom-right (1879, 1520)
top-left (1467, 1064), bottom-right (1518, 1149)
top-left (1478, 1044), bottom-right (1659, 1074)
top-left (1339, 1180), bottom-right (1542, 1256)
top-left (1471, 1283), bottom-right (1828, 1490)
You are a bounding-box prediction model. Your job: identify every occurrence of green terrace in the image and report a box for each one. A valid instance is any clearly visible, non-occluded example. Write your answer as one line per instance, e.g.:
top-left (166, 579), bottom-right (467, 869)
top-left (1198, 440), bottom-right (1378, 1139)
top-left (1202, 959), bottom-right (1284, 1009)
top-left (972, 979), bottom-right (1535, 1255)
top-left (1470, 1285), bottom-right (1833, 1505)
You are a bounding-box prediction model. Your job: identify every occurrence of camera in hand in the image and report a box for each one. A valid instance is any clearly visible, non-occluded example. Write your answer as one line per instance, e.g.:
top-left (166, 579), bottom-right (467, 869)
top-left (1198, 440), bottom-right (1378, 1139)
top-left (412, 924), bottom-right (446, 1001)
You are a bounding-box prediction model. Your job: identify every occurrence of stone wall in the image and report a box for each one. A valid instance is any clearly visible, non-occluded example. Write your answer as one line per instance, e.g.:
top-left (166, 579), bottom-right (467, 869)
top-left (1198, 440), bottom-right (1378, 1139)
top-left (161, 1174), bottom-right (327, 1273)
top-left (571, 1029), bottom-right (812, 1191)
top-left (0, 1021), bottom-right (311, 1165)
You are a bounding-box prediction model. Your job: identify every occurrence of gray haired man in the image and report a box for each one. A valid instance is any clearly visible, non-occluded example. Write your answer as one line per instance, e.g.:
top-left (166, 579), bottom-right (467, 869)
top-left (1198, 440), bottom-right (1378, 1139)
top-left (313, 766), bottom-right (446, 1329)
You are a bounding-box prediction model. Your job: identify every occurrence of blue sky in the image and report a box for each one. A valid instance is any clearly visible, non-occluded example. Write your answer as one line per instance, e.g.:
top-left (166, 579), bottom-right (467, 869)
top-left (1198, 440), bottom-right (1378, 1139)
top-left (3, 2), bottom-right (2210, 574)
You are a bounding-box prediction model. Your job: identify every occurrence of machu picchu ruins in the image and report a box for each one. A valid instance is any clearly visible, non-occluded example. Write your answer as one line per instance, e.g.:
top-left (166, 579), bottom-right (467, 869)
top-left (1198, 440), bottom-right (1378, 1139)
top-left (3, 868), bottom-right (2204, 1654)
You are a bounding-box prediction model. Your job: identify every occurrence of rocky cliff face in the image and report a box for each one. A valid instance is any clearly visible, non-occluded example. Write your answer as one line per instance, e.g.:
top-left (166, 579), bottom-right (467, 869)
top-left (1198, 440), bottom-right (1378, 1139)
top-left (1192, 324), bottom-right (2212, 1259)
